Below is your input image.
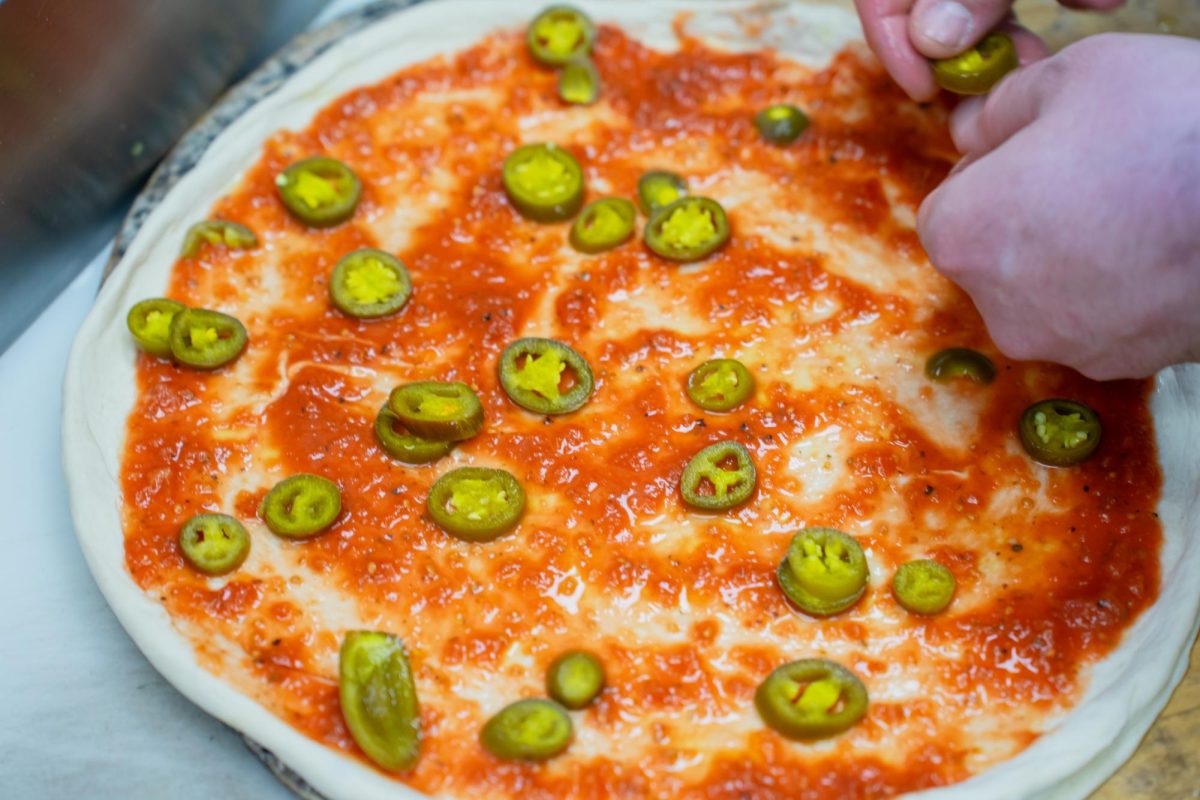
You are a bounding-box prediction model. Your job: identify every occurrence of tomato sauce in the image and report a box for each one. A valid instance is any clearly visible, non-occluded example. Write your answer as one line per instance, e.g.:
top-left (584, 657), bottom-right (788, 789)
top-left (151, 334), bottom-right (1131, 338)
top-left (120, 21), bottom-right (1161, 799)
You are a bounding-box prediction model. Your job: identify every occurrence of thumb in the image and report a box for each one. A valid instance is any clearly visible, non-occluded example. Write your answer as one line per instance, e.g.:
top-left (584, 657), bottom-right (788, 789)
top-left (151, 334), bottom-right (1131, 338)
top-left (908, 0), bottom-right (1013, 58)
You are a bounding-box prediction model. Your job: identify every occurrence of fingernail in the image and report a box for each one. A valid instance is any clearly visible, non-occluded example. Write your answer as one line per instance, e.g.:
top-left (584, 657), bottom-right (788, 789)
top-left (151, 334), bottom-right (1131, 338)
top-left (917, 1), bottom-right (973, 51)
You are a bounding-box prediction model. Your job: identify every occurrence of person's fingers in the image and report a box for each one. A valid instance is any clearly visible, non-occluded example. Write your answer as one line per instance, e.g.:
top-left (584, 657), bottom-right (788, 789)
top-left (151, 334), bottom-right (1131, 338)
top-left (907, 0), bottom-right (1014, 59)
top-left (996, 19), bottom-right (1051, 66)
top-left (948, 51), bottom-right (1061, 156)
top-left (855, 0), bottom-right (940, 101)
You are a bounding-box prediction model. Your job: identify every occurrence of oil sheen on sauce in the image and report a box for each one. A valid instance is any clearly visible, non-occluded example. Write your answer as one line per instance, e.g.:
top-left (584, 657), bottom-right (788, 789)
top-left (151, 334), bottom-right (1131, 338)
top-left (120, 21), bottom-right (1161, 800)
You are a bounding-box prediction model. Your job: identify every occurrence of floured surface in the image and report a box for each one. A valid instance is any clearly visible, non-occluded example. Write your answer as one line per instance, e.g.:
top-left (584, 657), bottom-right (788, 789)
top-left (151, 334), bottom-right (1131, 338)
top-left (63, 3), bottom-right (1196, 800)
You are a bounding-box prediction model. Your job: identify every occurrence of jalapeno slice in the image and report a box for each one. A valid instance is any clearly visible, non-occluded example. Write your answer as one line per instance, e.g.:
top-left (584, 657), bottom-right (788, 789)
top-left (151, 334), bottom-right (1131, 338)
top-left (892, 559), bottom-right (956, 615)
top-left (179, 513), bottom-right (250, 576)
top-left (261, 474), bottom-right (342, 539)
top-left (686, 358), bottom-right (755, 412)
top-left (559, 58), bottom-right (601, 105)
top-left (127, 298), bottom-right (187, 358)
top-left (276, 156), bottom-right (362, 228)
top-left (502, 143), bottom-right (585, 223)
top-left (387, 381), bottom-right (485, 442)
top-left (931, 32), bottom-right (1018, 95)
top-left (330, 248), bottom-right (412, 319)
top-left (637, 171), bottom-right (688, 215)
top-left (427, 467), bottom-right (526, 542)
top-left (569, 197), bottom-right (636, 254)
top-left (680, 441), bottom-right (756, 511)
top-left (374, 405), bottom-right (455, 465)
top-left (181, 219), bottom-right (258, 259)
top-left (481, 699), bottom-right (573, 761)
top-left (925, 347), bottom-right (996, 385)
top-left (339, 631), bottom-right (421, 772)
top-left (755, 103), bottom-right (810, 145)
top-left (499, 337), bottom-right (594, 415)
top-left (1019, 399), bottom-right (1102, 467)
top-left (776, 527), bottom-right (869, 617)
top-left (167, 307), bottom-right (247, 369)
top-left (755, 658), bottom-right (869, 740)
top-left (644, 197), bottom-right (730, 263)
top-left (527, 5), bottom-right (595, 66)
top-left (546, 650), bottom-right (605, 710)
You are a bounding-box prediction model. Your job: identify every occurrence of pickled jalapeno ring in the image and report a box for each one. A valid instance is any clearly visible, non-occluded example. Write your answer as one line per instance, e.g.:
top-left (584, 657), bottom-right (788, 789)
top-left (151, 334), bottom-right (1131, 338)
top-left (1019, 399), bottom-right (1102, 467)
top-left (776, 527), bottom-right (869, 617)
top-left (330, 249), bottom-right (412, 319)
top-left (502, 143), bottom-right (585, 223)
top-left (179, 513), bottom-right (250, 576)
top-left (481, 698), bottom-right (573, 761)
top-left (931, 32), bottom-right (1018, 95)
top-left (755, 658), bottom-right (869, 740)
top-left (167, 307), bottom-right (248, 370)
top-left (644, 197), bottom-right (730, 263)
top-left (276, 156), bottom-right (362, 228)
top-left (680, 440), bottom-right (756, 511)
top-left (499, 337), bottom-right (594, 415)
top-left (181, 219), bottom-right (258, 259)
top-left (260, 474), bottom-right (342, 539)
top-left (339, 631), bottom-right (421, 772)
top-left (527, 6), bottom-right (596, 66)
top-left (427, 467), bottom-right (526, 542)
top-left (127, 298), bottom-right (187, 358)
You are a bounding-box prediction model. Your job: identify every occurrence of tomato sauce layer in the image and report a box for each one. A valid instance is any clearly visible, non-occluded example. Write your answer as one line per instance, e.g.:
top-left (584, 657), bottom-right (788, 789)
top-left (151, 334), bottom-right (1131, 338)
top-left (121, 19), bottom-right (1161, 800)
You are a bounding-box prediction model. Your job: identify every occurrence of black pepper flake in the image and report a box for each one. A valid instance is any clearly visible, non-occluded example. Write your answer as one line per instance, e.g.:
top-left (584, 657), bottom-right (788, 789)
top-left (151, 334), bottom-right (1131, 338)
top-left (924, 484), bottom-right (935, 496)
top-left (1011, 543), bottom-right (1024, 553)
top-left (483, 312), bottom-right (492, 322)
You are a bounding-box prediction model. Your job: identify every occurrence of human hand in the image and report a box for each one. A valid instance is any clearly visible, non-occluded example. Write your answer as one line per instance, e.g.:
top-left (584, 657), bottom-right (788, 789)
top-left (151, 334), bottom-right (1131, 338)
top-left (853, 0), bottom-right (1122, 101)
top-left (919, 34), bottom-right (1200, 380)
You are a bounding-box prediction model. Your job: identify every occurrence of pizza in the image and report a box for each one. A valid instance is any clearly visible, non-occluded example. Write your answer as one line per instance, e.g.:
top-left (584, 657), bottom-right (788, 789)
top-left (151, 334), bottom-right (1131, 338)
top-left (63, 2), bottom-right (1200, 799)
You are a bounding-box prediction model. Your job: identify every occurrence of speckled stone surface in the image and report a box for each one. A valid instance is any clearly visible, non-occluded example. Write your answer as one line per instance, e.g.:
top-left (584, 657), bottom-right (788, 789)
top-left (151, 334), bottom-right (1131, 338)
top-left (101, 1), bottom-right (1200, 797)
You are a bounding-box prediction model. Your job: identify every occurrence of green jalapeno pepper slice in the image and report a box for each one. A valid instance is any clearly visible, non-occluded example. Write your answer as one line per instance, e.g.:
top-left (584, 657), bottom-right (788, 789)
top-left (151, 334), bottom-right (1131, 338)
top-left (181, 219), bottom-right (258, 259)
top-left (931, 32), bottom-right (1018, 95)
top-left (499, 337), bottom-right (594, 415)
top-left (680, 440), bottom-right (756, 511)
top-left (502, 143), bottom-right (586, 223)
top-left (387, 381), bottom-right (485, 442)
top-left (644, 197), bottom-right (730, 263)
top-left (374, 405), bottom-right (455, 464)
top-left (892, 559), bottom-right (956, 615)
top-left (168, 307), bottom-right (247, 369)
top-left (261, 474), bottom-right (342, 539)
top-left (127, 298), bottom-right (187, 358)
top-left (777, 527), bottom-right (869, 617)
top-left (569, 197), bottom-right (636, 254)
top-left (527, 5), bottom-right (595, 66)
top-left (637, 171), bottom-right (688, 215)
top-left (339, 631), bottom-right (421, 772)
top-left (546, 650), bottom-right (605, 710)
top-left (755, 658), bottom-right (869, 740)
top-left (1019, 399), bottom-right (1102, 467)
top-left (559, 58), bottom-right (601, 105)
top-left (330, 248), bottom-right (412, 319)
top-left (925, 347), bottom-right (996, 385)
top-left (179, 513), bottom-right (250, 576)
top-left (481, 698), bottom-right (573, 761)
top-left (427, 466), bottom-right (526, 542)
top-left (755, 103), bottom-right (810, 145)
top-left (276, 156), bottom-right (362, 228)
top-left (686, 358), bottom-right (755, 412)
